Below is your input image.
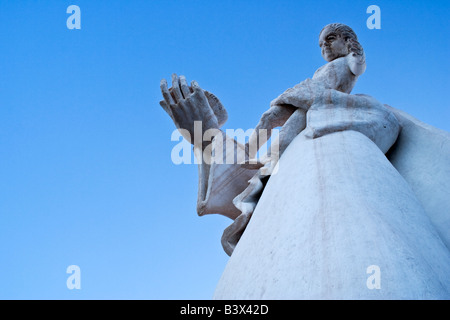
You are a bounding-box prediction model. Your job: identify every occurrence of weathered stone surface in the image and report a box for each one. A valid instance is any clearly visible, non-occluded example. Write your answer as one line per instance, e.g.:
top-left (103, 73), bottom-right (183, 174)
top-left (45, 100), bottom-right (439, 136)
top-left (387, 107), bottom-right (450, 250)
top-left (214, 130), bottom-right (450, 299)
top-left (158, 23), bottom-right (450, 299)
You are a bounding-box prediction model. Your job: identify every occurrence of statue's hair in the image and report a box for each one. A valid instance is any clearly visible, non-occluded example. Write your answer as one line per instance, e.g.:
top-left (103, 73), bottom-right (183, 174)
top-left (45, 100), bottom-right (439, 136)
top-left (320, 23), bottom-right (365, 58)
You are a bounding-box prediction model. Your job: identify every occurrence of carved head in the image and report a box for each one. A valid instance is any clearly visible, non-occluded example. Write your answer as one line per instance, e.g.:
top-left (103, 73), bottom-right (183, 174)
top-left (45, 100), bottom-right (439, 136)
top-left (319, 23), bottom-right (364, 62)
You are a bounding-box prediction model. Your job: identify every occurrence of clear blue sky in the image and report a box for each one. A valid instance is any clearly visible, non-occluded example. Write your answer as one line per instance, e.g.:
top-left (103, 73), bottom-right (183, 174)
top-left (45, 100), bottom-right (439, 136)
top-left (0, 0), bottom-right (448, 299)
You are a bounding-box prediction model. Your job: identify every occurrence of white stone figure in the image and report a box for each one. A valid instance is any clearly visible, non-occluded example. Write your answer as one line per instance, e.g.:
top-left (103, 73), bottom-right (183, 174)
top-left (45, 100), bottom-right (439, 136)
top-left (159, 23), bottom-right (450, 299)
top-left (245, 23), bottom-right (366, 163)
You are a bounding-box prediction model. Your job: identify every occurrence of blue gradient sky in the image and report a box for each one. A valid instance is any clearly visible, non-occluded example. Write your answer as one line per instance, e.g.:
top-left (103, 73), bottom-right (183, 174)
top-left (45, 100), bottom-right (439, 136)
top-left (0, 0), bottom-right (449, 299)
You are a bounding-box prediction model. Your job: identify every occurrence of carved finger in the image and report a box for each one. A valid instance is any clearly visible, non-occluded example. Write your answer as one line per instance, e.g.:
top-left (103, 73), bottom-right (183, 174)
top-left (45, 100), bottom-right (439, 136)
top-left (170, 101), bottom-right (188, 125)
top-left (191, 80), bottom-right (204, 95)
top-left (159, 100), bottom-right (173, 118)
top-left (160, 79), bottom-right (175, 106)
top-left (179, 75), bottom-right (191, 99)
top-left (189, 80), bottom-right (218, 128)
top-left (191, 81), bottom-right (211, 107)
top-left (190, 80), bottom-right (207, 115)
top-left (171, 73), bottom-right (183, 102)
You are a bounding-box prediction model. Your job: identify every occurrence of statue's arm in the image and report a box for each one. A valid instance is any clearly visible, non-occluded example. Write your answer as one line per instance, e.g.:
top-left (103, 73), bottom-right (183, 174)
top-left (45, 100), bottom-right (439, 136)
top-left (347, 52), bottom-right (366, 76)
top-left (159, 75), bottom-right (261, 221)
top-left (346, 38), bottom-right (366, 77)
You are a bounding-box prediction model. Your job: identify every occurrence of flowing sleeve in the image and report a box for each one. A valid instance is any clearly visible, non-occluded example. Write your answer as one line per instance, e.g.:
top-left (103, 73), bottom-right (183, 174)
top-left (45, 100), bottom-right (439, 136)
top-left (196, 133), bottom-right (259, 220)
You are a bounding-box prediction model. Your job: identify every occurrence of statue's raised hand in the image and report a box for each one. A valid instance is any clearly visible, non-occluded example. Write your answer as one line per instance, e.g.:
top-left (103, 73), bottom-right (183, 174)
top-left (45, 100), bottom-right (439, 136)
top-left (160, 74), bottom-right (228, 147)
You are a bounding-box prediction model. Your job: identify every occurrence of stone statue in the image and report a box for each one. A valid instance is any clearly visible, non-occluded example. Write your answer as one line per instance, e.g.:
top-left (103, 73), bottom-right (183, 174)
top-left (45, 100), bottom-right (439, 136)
top-left (245, 23), bottom-right (366, 164)
top-left (159, 23), bottom-right (450, 299)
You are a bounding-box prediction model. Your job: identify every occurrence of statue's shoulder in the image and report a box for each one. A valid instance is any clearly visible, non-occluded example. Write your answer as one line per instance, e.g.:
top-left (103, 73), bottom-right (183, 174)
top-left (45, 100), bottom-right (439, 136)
top-left (313, 63), bottom-right (327, 78)
top-left (313, 57), bottom-right (349, 78)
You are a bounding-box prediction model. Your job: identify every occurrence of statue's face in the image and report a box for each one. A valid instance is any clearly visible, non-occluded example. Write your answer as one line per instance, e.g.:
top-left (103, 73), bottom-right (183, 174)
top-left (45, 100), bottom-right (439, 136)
top-left (319, 28), bottom-right (349, 62)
